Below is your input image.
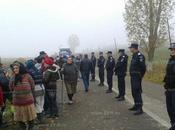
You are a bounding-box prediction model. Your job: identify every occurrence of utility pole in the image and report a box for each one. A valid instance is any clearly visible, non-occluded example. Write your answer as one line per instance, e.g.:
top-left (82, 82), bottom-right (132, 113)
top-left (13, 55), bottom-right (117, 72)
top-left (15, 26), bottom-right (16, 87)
top-left (167, 18), bottom-right (172, 45)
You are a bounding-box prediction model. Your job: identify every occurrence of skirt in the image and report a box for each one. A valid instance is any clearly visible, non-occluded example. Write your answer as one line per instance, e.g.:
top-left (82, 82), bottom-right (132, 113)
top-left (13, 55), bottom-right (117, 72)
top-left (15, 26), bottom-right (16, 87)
top-left (14, 104), bottom-right (37, 122)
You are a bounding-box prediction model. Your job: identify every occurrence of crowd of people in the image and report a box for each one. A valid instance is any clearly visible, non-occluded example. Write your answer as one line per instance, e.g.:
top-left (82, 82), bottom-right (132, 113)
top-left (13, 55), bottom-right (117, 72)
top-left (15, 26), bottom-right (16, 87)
top-left (0, 42), bottom-right (175, 130)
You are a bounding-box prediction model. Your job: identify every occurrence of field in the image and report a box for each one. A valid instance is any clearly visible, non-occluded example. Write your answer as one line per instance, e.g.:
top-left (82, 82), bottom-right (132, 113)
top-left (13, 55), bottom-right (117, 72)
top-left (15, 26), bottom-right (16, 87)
top-left (143, 47), bottom-right (169, 84)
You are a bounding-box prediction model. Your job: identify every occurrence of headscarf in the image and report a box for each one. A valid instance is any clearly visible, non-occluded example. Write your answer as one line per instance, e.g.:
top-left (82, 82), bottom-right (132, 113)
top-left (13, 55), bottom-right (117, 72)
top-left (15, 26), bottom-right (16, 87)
top-left (12, 61), bottom-right (28, 85)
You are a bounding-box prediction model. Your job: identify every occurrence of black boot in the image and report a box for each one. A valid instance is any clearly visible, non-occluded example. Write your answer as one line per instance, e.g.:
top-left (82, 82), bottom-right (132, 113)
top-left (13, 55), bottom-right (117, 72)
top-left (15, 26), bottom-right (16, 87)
top-left (106, 89), bottom-right (113, 93)
top-left (19, 122), bottom-right (27, 130)
top-left (118, 96), bottom-right (125, 101)
top-left (115, 95), bottom-right (121, 99)
top-left (28, 120), bottom-right (35, 130)
top-left (128, 106), bottom-right (138, 111)
top-left (134, 108), bottom-right (143, 115)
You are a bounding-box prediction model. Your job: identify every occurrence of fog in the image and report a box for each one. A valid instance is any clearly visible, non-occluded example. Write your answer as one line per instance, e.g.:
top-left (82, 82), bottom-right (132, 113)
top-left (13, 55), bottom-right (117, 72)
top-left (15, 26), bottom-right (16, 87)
top-left (0, 0), bottom-right (174, 58)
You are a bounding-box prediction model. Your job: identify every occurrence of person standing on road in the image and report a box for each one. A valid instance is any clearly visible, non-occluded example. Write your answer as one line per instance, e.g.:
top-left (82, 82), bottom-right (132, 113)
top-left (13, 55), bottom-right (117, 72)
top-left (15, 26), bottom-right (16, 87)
top-left (80, 54), bottom-right (93, 92)
top-left (97, 52), bottom-right (105, 86)
top-left (43, 57), bottom-right (60, 118)
top-left (26, 60), bottom-right (45, 123)
top-left (164, 42), bottom-right (175, 130)
top-left (105, 51), bottom-right (115, 93)
top-left (114, 49), bottom-right (128, 101)
top-left (90, 52), bottom-right (97, 81)
top-left (9, 62), bottom-right (36, 130)
top-left (62, 57), bottom-right (79, 105)
top-left (129, 43), bottom-right (146, 115)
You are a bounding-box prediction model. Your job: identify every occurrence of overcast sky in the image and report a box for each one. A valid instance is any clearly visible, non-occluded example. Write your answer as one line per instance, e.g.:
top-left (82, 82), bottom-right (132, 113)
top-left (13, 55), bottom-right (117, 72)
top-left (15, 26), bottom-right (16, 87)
top-left (0, 0), bottom-right (128, 58)
top-left (0, 0), bottom-right (174, 58)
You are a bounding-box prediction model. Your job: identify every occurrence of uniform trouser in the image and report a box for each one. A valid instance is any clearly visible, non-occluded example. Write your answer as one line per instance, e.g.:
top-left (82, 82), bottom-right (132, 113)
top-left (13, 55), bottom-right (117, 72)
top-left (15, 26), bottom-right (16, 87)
top-left (118, 75), bottom-right (126, 97)
top-left (45, 89), bottom-right (58, 116)
top-left (91, 68), bottom-right (96, 80)
top-left (81, 72), bottom-right (90, 90)
top-left (165, 90), bottom-right (175, 125)
top-left (99, 68), bottom-right (104, 84)
top-left (131, 75), bottom-right (143, 109)
top-left (107, 71), bottom-right (113, 91)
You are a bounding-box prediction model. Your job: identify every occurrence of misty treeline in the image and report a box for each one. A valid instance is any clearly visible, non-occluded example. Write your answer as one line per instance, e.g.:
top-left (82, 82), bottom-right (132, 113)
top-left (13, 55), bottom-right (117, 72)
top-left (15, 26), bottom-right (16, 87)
top-left (68, 34), bottom-right (80, 54)
top-left (124, 0), bottom-right (175, 71)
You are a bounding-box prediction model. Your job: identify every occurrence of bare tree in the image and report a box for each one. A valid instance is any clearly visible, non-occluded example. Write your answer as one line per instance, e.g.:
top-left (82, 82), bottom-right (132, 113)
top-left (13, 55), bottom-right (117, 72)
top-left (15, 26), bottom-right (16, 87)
top-left (68, 34), bottom-right (80, 53)
top-left (124, 0), bottom-right (175, 71)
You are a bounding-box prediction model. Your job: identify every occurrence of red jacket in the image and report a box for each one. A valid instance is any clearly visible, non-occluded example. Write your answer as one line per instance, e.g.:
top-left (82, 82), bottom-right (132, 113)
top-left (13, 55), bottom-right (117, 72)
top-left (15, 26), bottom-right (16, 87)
top-left (0, 85), bottom-right (4, 107)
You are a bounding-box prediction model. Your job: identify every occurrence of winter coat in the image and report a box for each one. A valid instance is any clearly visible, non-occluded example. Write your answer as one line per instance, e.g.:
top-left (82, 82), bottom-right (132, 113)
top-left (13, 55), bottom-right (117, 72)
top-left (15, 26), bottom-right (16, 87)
top-left (43, 65), bottom-right (60, 90)
top-left (164, 56), bottom-right (175, 89)
top-left (80, 58), bottom-right (93, 73)
top-left (9, 74), bottom-right (35, 106)
top-left (62, 63), bottom-right (78, 83)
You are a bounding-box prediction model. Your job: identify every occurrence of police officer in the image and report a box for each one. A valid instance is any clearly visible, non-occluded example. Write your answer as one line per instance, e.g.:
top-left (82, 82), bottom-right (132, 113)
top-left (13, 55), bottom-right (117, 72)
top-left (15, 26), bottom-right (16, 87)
top-left (105, 51), bottom-right (115, 93)
top-left (164, 42), bottom-right (175, 130)
top-left (114, 49), bottom-right (128, 101)
top-left (90, 52), bottom-right (97, 81)
top-left (97, 52), bottom-right (105, 86)
top-left (129, 43), bottom-right (146, 115)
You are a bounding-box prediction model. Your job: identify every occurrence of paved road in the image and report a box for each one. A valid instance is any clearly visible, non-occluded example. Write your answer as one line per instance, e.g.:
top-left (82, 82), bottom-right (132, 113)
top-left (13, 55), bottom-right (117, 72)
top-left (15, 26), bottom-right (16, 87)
top-left (36, 81), bottom-right (166, 130)
top-left (95, 69), bottom-right (170, 128)
top-left (112, 76), bottom-right (169, 127)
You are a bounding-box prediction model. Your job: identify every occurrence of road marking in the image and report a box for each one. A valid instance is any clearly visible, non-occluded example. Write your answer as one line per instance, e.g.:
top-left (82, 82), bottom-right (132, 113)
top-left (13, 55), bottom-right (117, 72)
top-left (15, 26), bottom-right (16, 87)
top-left (96, 79), bottom-right (170, 128)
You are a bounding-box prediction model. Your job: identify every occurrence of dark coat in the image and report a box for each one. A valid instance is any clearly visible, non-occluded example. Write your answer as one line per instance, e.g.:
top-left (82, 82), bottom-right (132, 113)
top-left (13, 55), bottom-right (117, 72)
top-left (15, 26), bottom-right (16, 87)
top-left (91, 56), bottom-right (97, 68)
top-left (105, 56), bottom-right (115, 72)
top-left (130, 51), bottom-right (146, 78)
top-left (164, 56), bottom-right (175, 89)
top-left (80, 58), bottom-right (93, 73)
top-left (115, 54), bottom-right (128, 76)
top-left (28, 68), bottom-right (43, 85)
top-left (62, 63), bottom-right (78, 82)
top-left (97, 56), bottom-right (105, 70)
top-left (44, 66), bottom-right (60, 90)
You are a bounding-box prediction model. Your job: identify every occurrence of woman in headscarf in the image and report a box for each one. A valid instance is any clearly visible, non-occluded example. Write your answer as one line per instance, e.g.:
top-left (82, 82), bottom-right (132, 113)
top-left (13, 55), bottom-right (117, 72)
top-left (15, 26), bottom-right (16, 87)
top-left (9, 62), bottom-right (36, 130)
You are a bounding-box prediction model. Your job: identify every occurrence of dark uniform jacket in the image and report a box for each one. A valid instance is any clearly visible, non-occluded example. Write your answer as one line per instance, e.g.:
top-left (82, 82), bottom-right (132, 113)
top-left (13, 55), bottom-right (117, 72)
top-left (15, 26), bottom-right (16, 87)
top-left (115, 54), bottom-right (128, 76)
top-left (130, 51), bottom-right (146, 78)
top-left (164, 56), bottom-right (175, 89)
top-left (91, 56), bottom-right (96, 68)
top-left (105, 56), bottom-right (115, 72)
top-left (97, 56), bottom-right (105, 70)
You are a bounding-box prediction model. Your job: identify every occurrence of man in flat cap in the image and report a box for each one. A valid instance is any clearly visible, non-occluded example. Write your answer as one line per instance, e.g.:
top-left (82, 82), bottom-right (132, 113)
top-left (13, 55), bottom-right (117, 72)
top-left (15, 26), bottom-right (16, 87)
top-left (90, 52), bottom-right (97, 81)
top-left (114, 49), bottom-right (128, 101)
top-left (97, 52), bottom-right (105, 86)
top-left (129, 43), bottom-right (146, 115)
top-left (105, 51), bottom-right (115, 93)
top-left (164, 42), bottom-right (175, 130)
